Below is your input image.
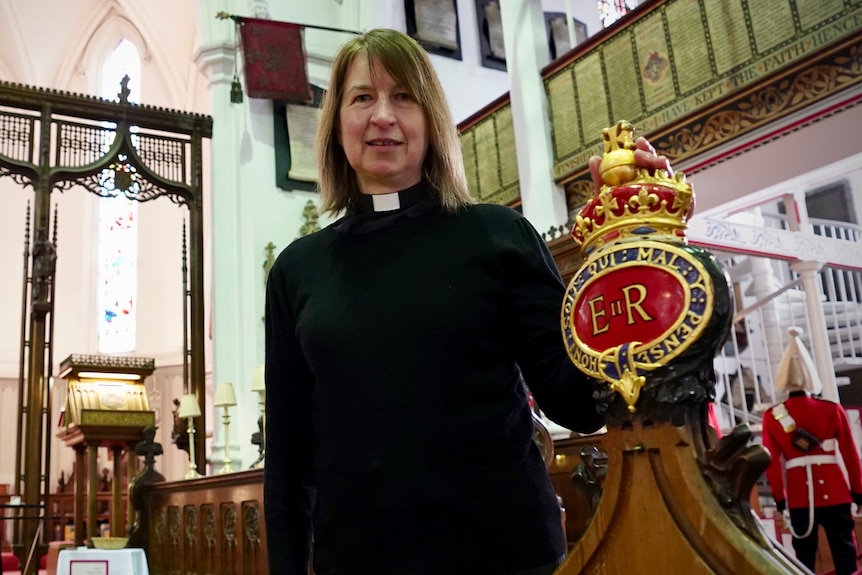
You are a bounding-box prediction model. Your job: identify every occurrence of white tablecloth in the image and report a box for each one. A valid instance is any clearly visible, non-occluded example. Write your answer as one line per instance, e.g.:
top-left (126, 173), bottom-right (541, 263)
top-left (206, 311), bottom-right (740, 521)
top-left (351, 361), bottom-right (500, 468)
top-left (57, 547), bottom-right (149, 575)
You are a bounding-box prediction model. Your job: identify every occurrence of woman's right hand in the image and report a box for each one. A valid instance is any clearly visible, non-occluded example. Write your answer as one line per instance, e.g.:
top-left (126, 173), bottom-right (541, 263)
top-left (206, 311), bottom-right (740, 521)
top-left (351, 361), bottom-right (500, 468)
top-left (588, 137), bottom-right (673, 192)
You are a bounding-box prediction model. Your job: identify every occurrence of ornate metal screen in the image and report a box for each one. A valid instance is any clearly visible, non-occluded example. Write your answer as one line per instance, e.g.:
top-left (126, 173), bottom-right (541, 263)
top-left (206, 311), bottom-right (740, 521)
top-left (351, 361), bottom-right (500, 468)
top-left (0, 77), bottom-right (212, 574)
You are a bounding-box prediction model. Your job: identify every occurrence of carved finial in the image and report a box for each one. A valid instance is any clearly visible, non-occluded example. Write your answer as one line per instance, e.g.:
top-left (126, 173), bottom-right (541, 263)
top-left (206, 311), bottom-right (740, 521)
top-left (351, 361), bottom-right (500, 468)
top-left (263, 242), bottom-right (276, 280)
top-left (299, 200), bottom-right (321, 237)
top-left (119, 75), bottom-right (131, 104)
top-left (135, 425), bottom-right (164, 468)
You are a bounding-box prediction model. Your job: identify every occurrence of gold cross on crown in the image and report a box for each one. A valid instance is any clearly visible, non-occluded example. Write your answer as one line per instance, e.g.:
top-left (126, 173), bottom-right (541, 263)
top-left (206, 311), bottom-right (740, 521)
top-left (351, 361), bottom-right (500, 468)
top-left (602, 120), bottom-right (636, 154)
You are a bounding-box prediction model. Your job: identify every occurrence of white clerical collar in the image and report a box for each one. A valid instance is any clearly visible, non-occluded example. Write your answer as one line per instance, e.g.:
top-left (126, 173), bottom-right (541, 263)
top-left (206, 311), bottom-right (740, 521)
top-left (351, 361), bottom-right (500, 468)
top-left (371, 192), bottom-right (401, 212)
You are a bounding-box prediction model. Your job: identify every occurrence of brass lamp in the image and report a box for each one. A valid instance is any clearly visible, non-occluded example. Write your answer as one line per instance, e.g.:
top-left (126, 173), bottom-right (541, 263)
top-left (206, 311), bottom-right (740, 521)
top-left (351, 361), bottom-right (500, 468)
top-left (177, 394), bottom-right (202, 479)
top-left (250, 364), bottom-right (266, 468)
top-left (213, 382), bottom-right (237, 473)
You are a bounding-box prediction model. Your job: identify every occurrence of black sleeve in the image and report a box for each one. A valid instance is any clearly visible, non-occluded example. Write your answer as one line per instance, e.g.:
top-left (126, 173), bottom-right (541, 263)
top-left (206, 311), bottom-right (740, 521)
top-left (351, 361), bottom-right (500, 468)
top-left (264, 257), bottom-right (316, 574)
top-left (502, 214), bottom-right (604, 433)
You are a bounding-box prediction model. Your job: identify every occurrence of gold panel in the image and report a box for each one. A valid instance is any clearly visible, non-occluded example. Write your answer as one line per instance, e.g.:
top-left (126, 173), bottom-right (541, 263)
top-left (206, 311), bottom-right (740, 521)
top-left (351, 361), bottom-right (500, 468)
top-left (460, 103), bottom-right (521, 205)
top-left (666, 0), bottom-right (712, 95)
top-left (60, 353), bottom-right (156, 427)
top-left (604, 31), bottom-right (642, 124)
top-left (548, 69), bottom-right (580, 159)
top-left (79, 410), bottom-right (155, 427)
top-left (544, 0), bottom-right (862, 182)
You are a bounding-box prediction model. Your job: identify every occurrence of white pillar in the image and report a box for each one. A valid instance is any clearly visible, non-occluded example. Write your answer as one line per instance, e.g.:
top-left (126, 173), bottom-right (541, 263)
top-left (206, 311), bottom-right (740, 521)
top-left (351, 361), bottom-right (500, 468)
top-left (749, 253), bottom-right (787, 385)
top-left (791, 260), bottom-right (839, 402)
top-left (194, 42), bottom-right (258, 471)
top-left (499, 0), bottom-right (568, 235)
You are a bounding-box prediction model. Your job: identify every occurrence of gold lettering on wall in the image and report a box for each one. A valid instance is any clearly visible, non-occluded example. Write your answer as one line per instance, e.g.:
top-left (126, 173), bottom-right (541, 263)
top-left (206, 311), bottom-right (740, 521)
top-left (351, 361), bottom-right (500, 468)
top-left (604, 32), bottom-right (643, 123)
top-left (575, 52), bottom-right (610, 148)
top-left (666, 0), bottom-right (712, 94)
top-left (543, 0), bottom-right (862, 183)
top-left (548, 69), bottom-right (581, 158)
top-left (704, 0), bottom-right (751, 74)
top-left (796, 0), bottom-right (844, 32)
top-left (496, 106), bottom-right (518, 188)
top-left (474, 118), bottom-right (500, 201)
top-left (460, 130), bottom-right (478, 196)
top-left (748, 1), bottom-right (794, 53)
top-left (635, 12), bottom-right (675, 112)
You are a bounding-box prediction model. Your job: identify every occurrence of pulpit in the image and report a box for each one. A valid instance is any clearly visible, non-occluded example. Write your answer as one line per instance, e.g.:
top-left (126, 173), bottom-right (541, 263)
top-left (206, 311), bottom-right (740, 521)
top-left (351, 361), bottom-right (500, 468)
top-left (55, 355), bottom-right (156, 547)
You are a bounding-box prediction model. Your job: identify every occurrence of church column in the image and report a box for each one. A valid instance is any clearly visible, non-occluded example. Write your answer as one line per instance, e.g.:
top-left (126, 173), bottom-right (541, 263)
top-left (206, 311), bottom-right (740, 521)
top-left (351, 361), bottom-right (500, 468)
top-left (791, 260), bottom-right (839, 401)
top-left (499, 0), bottom-right (568, 234)
top-left (73, 445), bottom-right (86, 547)
top-left (111, 445), bottom-right (123, 536)
top-left (86, 441), bottom-right (99, 542)
top-left (194, 40), bottom-right (257, 472)
top-left (749, 253), bottom-right (787, 382)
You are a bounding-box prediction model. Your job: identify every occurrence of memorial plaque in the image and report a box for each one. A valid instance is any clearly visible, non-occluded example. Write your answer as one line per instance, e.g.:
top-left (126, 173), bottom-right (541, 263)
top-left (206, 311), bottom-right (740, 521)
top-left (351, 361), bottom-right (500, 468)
top-left (635, 12), bottom-right (675, 112)
top-left (547, 69), bottom-right (581, 158)
top-left (749, 1), bottom-right (794, 54)
top-left (285, 104), bottom-right (320, 182)
top-left (604, 32), bottom-right (643, 124)
top-left (575, 52), bottom-right (609, 146)
top-left (496, 106), bottom-right (518, 188)
top-left (796, 0), bottom-right (845, 31)
top-left (666, 0), bottom-right (712, 94)
top-left (460, 130), bottom-right (479, 197)
top-left (414, 0), bottom-right (459, 51)
top-left (704, 0), bottom-right (751, 74)
top-left (474, 118), bottom-right (501, 200)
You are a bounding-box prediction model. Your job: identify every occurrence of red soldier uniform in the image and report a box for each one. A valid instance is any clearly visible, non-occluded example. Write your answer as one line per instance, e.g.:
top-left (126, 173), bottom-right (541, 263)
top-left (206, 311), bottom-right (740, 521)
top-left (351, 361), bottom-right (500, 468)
top-left (763, 391), bottom-right (862, 574)
top-left (762, 326), bottom-right (862, 575)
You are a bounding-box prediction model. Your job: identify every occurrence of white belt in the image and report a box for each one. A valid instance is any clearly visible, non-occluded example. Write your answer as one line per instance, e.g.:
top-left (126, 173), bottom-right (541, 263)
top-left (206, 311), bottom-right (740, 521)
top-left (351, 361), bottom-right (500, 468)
top-left (786, 454), bottom-right (838, 469)
top-left (783, 437), bottom-right (844, 541)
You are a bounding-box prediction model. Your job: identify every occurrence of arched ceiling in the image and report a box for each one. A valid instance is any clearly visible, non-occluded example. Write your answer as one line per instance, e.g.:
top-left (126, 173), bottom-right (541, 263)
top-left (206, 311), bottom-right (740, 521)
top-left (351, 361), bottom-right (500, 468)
top-left (0, 0), bottom-right (203, 111)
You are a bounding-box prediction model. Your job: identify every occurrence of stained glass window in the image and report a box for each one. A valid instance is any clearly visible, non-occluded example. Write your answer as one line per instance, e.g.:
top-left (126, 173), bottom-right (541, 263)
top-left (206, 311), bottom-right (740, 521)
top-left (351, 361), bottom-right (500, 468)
top-left (598, 0), bottom-right (639, 28)
top-left (97, 39), bottom-right (140, 353)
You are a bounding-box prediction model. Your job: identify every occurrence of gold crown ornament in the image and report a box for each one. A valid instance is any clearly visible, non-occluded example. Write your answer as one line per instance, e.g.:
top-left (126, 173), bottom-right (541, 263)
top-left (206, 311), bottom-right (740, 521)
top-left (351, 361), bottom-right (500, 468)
top-left (571, 121), bottom-right (694, 257)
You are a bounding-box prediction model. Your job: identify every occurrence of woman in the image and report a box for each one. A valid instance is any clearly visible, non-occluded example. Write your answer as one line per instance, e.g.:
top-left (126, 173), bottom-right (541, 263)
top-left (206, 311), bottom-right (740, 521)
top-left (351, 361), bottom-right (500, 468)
top-left (264, 29), bottom-right (604, 575)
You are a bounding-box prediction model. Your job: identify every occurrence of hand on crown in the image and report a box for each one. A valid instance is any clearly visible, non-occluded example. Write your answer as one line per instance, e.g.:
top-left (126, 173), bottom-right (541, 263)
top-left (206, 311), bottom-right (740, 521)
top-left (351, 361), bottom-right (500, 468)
top-left (588, 136), bottom-right (674, 193)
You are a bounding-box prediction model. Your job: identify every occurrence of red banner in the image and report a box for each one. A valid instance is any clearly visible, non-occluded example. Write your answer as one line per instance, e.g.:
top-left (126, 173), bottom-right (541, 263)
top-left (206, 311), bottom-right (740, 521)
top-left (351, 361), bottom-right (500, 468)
top-left (238, 17), bottom-right (312, 102)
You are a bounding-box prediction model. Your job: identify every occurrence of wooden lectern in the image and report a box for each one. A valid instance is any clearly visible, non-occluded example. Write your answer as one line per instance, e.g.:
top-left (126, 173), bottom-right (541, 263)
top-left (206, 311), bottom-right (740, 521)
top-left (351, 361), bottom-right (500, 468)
top-left (556, 122), bottom-right (809, 574)
top-left (56, 354), bottom-right (156, 547)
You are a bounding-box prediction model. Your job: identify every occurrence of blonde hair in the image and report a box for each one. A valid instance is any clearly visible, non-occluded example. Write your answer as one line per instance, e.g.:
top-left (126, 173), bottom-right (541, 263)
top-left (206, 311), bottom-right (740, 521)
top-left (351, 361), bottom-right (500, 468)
top-left (315, 28), bottom-right (473, 214)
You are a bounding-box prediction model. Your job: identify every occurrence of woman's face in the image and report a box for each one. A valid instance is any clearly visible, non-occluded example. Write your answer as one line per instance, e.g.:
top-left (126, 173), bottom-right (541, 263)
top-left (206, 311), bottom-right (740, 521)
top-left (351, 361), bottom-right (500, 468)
top-left (338, 53), bottom-right (428, 195)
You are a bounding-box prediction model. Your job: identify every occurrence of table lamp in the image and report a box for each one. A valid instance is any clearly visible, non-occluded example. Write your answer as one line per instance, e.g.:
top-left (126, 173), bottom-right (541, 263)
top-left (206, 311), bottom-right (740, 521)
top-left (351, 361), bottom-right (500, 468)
top-left (177, 394), bottom-right (202, 479)
top-left (213, 381), bottom-right (237, 473)
top-left (250, 364), bottom-right (266, 468)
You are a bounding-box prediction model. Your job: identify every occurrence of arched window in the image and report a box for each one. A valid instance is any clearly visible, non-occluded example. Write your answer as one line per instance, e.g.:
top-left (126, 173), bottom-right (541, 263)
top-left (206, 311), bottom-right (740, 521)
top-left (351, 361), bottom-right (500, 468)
top-left (598, 0), bottom-right (639, 28)
top-left (97, 39), bottom-right (140, 353)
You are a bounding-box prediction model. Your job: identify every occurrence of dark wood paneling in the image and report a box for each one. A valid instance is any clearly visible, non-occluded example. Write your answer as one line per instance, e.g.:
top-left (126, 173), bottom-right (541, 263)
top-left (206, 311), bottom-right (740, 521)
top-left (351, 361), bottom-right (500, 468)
top-left (145, 469), bottom-right (265, 575)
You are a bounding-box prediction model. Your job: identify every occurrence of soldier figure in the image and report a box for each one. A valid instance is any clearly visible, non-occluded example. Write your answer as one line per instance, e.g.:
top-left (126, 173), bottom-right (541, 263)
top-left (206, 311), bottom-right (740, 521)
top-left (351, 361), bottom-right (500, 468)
top-left (762, 327), bottom-right (862, 575)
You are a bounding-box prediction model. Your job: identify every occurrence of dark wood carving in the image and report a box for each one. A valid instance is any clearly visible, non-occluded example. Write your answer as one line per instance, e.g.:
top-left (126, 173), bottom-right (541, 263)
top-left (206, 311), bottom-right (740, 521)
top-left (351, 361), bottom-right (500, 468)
top-left (127, 425), bottom-right (165, 554)
top-left (548, 436), bottom-right (606, 548)
top-left (144, 469), bottom-right (266, 575)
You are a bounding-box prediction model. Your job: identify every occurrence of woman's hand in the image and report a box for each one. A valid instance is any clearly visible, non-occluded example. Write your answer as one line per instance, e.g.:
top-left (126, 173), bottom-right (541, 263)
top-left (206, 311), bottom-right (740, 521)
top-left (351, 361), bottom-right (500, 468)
top-left (588, 137), bottom-right (673, 192)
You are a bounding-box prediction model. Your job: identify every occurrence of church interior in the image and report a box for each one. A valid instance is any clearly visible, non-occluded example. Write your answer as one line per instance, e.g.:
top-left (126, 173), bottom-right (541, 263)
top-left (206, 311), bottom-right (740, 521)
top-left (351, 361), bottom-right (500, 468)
top-left (1, 0), bottom-right (861, 573)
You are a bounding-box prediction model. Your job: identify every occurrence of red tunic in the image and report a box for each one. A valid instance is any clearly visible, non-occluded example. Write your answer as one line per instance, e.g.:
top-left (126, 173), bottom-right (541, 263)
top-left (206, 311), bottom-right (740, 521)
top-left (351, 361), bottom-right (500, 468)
top-left (762, 393), bottom-right (862, 510)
